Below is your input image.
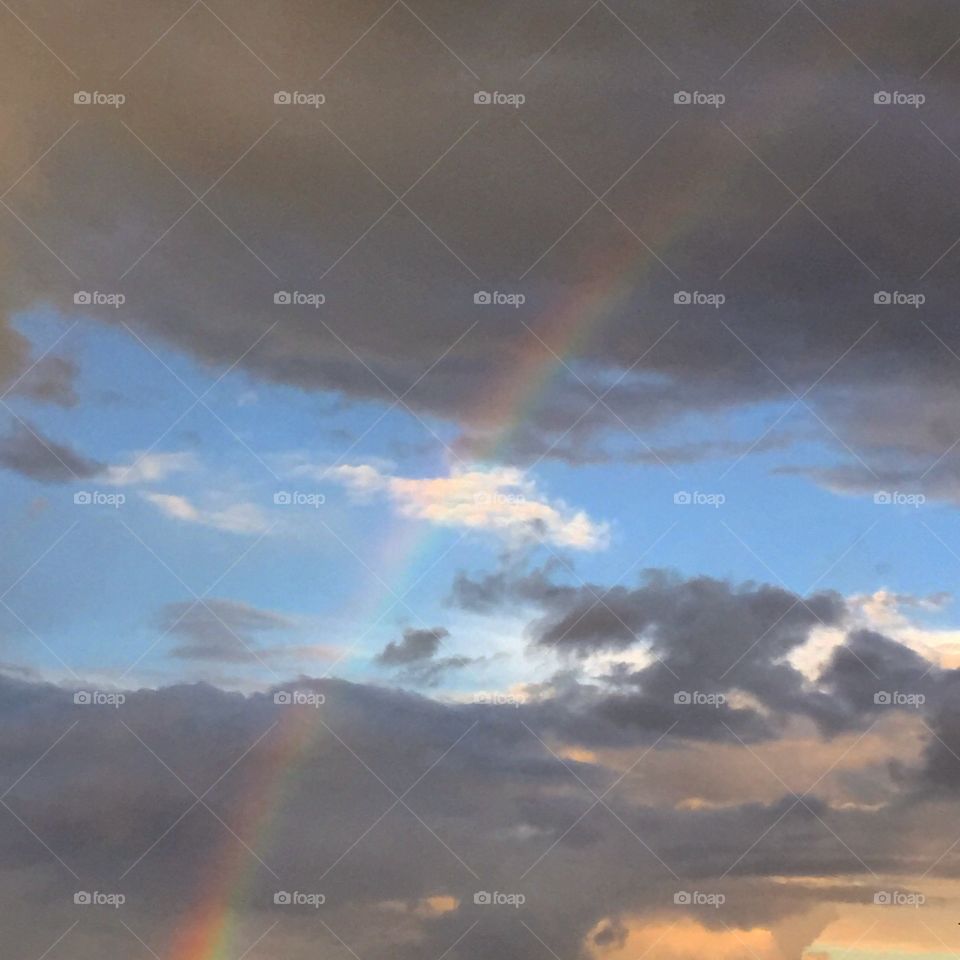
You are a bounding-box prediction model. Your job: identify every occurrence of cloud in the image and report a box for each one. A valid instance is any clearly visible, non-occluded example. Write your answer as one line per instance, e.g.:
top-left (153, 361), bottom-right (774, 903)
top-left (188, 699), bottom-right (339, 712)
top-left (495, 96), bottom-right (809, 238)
top-left (5, 6), bottom-right (960, 959)
top-left (159, 598), bottom-right (301, 662)
top-left (0, 652), bottom-right (952, 960)
top-left (0, 419), bottom-right (103, 482)
top-left (101, 451), bottom-right (196, 486)
top-left (375, 626), bottom-right (476, 686)
top-left (449, 563), bottom-right (960, 743)
top-left (9, 355), bottom-right (79, 407)
top-left (6, 0), bottom-right (960, 482)
top-left (330, 464), bottom-right (609, 550)
top-left (143, 491), bottom-right (269, 534)
top-left (377, 627), bottom-right (450, 665)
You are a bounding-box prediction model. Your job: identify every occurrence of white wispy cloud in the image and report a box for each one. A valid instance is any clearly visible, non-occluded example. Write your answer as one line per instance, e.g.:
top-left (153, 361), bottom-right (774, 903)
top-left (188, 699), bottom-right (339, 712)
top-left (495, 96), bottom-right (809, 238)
top-left (143, 492), bottom-right (269, 535)
top-left (102, 451), bottom-right (197, 486)
top-left (327, 463), bottom-right (609, 551)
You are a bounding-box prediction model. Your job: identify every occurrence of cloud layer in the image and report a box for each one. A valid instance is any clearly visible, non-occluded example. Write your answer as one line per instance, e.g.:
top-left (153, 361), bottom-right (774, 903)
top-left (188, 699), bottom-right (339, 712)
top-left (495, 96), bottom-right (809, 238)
top-left (6, 0), bottom-right (960, 488)
top-left (0, 565), bottom-right (957, 957)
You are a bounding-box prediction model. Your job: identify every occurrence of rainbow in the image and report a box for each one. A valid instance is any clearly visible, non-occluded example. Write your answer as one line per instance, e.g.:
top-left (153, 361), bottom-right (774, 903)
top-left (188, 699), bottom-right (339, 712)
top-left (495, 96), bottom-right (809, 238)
top-left (162, 239), bottom-right (651, 958)
top-left (468, 241), bottom-right (649, 463)
top-left (162, 708), bottom-right (314, 960)
top-left (160, 172), bottom-right (751, 953)
top-left (161, 61), bottom-right (866, 954)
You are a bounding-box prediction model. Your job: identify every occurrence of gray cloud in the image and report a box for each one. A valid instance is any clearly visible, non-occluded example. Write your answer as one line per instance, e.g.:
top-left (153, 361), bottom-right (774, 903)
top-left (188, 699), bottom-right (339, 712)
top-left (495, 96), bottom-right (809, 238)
top-left (159, 597), bottom-right (298, 662)
top-left (10, 355), bottom-right (79, 407)
top-left (0, 418), bottom-right (103, 481)
top-left (5, 5), bottom-right (960, 959)
top-left (377, 627), bottom-right (450, 665)
top-left (0, 650), bottom-right (953, 960)
top-left (5, 0), bottom-right (960, 478)
top-left (376, 626), bottom-right (477, 686)
top-left (450, 563), bottom-right (960, 745)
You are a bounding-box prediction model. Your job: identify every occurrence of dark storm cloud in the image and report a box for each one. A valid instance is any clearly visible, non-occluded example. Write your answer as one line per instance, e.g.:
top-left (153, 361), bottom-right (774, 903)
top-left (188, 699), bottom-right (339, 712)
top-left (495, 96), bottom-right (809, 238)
top-left (457, 426), bottom-right (801, 468)
top-left (452, 563), bottom-right (960, 744)
top-left (6, 1), bottom-right (960, 474)
top-left (914, 702), bottom-right (960, 792)
top-left (0, 655), bottom-right (953, 960)
top-left (0, 419), bottom-right (103, 481)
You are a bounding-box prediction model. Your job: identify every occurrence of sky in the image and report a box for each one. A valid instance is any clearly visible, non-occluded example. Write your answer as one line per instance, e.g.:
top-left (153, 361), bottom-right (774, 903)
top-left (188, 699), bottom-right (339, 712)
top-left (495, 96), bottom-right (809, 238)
top-left (4, 1), bottom-right (960, 959)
